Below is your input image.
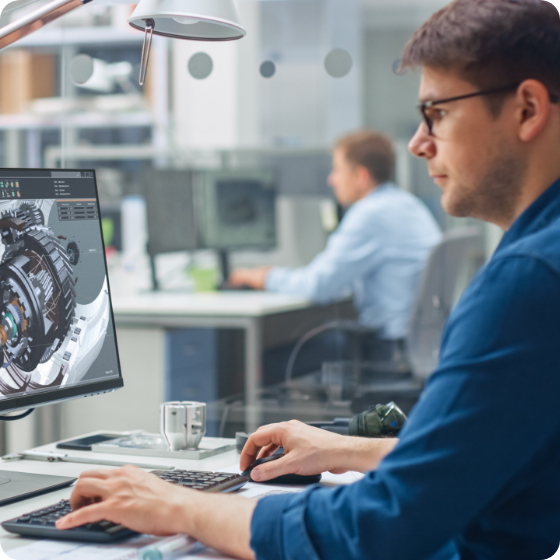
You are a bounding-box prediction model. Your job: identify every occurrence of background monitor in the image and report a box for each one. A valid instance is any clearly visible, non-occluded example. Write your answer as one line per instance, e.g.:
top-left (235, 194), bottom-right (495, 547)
top-left (142, 169), bottom-right (198, 256)
top-left (142, 168), bottom-right (277, 288)
top-left (0, 169), bottom-right (123, 414)
top-left (196, 168), bottom-right (277, 251)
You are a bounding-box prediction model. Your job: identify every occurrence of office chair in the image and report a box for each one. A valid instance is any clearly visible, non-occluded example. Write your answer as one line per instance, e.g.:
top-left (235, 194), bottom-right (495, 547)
top-left (406, 226), bottom-right (484, 379)
top-left (353, 226), bottom-right (484, 411)
top-left (285, 226), bottom-right (485, 413)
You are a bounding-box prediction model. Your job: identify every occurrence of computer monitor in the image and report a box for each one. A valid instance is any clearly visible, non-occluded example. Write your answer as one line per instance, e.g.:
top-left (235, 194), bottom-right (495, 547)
top-left (196, 168), bottom-right (277, 282)
top-left (142, 168), bottom-right (277, 288)
top-left (196, 168), bottom-right (277, 251)
top-left (142, 169), bottom-right (198, 257)
top-left (141, 169), bottom-right (198, 290)
top-left (0, 168), bottom-right (123, 504)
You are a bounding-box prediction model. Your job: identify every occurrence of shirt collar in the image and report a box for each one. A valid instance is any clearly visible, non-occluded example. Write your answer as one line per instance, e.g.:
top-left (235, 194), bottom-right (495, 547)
top-left (365, 181), bottom-right (394, 199)
top-left (497, 176), bottom-right (560, 252)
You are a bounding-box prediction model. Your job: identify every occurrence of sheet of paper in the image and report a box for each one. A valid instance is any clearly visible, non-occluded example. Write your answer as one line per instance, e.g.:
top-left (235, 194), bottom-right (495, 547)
top-left (4, 539), bottom-right (233, 560)
top-left (320, 471), bottom-right (365, 485)
top-left (223, 463), bottom-right (364, 492)
top-left (5, 540), bottom-right (133, 560)
top-left (4, 535), bottom-right (164, 560)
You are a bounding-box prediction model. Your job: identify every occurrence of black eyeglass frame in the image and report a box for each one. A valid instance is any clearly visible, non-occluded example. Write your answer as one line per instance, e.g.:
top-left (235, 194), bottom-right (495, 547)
top-left (417, 83), bottom-right (560, 135)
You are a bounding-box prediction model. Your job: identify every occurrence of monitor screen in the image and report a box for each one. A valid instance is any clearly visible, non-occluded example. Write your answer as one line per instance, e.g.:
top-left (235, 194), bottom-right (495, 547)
top-left (198, 169), bottom-right (277, 251)
top-left (0, 169), bottom-right (123, 413)
top-left (141, 169), bottom-right (198, 256)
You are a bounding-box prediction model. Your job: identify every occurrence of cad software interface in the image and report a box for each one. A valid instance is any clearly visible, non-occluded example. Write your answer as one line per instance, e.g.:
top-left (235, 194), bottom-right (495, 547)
top-left (0, 170), bottom-right (121, 402)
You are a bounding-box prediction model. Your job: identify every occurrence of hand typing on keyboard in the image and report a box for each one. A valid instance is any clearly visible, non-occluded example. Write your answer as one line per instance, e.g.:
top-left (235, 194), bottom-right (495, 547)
top-left (55, 465), bottom-right (258, 559)
top-left (56, 466), bottom-right (193, 537)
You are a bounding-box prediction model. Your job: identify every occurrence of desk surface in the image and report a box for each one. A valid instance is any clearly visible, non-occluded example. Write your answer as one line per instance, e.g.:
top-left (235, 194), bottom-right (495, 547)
top-left (112, 291), bottom-right (315, 318)
top-left (0, 435), bottom-right (240, 555)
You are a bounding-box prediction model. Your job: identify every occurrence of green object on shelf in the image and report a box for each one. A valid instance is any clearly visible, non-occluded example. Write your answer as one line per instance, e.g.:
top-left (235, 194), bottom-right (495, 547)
top-left (190, 267), bottom-right (217, 292)
top-left (101, 217), bottom-right (114, 247)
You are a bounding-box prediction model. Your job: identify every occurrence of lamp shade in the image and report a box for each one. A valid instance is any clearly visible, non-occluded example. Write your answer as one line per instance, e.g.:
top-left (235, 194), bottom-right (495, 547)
top-left (128, 0), bottom-right (246, 41)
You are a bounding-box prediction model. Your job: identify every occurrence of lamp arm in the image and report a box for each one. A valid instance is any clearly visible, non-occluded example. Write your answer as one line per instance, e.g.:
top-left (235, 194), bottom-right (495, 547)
top-left (0, 0), bottom-right (91, 50)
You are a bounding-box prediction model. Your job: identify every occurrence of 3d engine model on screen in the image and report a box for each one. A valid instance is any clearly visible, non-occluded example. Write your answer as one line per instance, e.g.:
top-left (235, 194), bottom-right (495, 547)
top-left (0, 203), bottom-right (75, 393)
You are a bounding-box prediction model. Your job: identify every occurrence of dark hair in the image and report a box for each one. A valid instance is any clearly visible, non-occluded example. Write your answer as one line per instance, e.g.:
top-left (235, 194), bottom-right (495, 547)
top-left (335, 130), bottom-right (395, 184)
top-left (400, 0), bottom-right (560, 115)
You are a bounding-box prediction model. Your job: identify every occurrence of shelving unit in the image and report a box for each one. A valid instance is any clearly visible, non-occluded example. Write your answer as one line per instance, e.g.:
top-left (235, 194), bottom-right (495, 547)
top-left (0, 23), bottom-right (168, 169)
top-left (8, 25), bottom-right (144, 48)
top-left (0, 111), bottom-right (153, 130)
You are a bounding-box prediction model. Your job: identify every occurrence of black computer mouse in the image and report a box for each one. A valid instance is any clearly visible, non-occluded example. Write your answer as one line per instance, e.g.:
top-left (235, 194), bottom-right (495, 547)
top-left (241, 453), bottom-right (322, 485)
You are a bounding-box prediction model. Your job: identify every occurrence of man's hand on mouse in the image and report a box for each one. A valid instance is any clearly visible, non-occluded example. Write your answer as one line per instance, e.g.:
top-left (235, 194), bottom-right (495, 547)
top-left (240, 420), bottom-right (398, 482)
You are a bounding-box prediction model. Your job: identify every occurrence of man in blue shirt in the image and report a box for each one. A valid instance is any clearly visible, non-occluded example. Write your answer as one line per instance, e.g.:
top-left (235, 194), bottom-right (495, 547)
top-left (57, 0), bottom-right (560, 558)
top-left (229, 131), bottom-right (442, 341)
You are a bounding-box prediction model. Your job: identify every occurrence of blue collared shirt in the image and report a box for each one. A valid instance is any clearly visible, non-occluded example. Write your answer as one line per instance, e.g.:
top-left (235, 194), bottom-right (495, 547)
top-left (265, 183), bottom-right (442, 339)
top-left (251, 178), bottom-right (560, 560)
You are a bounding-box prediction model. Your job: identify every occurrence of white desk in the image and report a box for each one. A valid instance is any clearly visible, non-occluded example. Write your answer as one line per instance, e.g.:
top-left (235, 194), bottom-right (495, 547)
top-left (113, 292), bottom-right (316, 318)
top-left (112, 292), bottom-right (355, 432)
top-left (0, 435), bottom-right (240, 556)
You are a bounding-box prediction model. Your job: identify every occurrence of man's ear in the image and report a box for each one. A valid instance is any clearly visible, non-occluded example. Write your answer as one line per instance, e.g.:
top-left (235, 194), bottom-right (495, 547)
top-left (516, 79), bottom-right (554, 143)
top-left (355, 165), bottom-right (374, 190)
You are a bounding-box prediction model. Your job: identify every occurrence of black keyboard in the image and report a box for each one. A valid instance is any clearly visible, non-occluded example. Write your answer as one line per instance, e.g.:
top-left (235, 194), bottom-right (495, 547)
top-left (1, 499), bottom-right (136, 543)
top-left (2, 470), bottom-right (249, 543)
top-left (150, 470), bottom-right (249, 492)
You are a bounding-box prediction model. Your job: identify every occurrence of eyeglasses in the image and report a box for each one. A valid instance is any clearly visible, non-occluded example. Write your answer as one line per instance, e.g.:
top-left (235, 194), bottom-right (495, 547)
top-left (417, 83), bottom-right (560, 136)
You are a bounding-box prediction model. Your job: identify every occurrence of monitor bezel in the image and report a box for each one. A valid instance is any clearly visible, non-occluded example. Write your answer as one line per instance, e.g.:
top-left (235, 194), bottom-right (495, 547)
top-left (0, 168), bottom-right (124, 414)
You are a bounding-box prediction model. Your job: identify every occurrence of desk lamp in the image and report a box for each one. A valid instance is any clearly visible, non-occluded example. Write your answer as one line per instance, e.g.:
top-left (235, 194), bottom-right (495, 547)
top-left (0, 0), bottom-right (246, 84)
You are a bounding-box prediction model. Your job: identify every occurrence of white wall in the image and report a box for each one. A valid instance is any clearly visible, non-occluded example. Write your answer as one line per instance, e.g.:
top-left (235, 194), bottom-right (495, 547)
top-left (172, 0), bottom-right (362, 151)
top-left (172, 2), bottom-right (261, 149)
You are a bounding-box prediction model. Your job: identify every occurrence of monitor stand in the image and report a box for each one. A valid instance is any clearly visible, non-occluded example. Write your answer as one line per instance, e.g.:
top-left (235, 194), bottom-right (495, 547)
top-left (149, 253), bottom-right (160, 291)
top-left (0, 471), bottom-right (76, 507)
top-left (216, 250), bottom-right (257, 291)
top-left (217, 249), bottom-right (231, 285)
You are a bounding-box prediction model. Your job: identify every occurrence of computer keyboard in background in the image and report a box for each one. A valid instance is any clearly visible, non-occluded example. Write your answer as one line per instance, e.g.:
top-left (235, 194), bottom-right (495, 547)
top-left (151, 470), bottom-right (249, 492)
top-left (2, 470), bottom-right (249, 543)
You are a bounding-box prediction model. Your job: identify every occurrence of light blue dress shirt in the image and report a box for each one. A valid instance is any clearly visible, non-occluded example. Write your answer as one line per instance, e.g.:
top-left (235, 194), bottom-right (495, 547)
top-left (265, 183), bottom-right (442, 339)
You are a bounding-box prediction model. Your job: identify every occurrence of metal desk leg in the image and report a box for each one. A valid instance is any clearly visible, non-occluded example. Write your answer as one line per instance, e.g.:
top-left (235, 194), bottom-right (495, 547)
top-left (245, 317), bottom-right (262, 433)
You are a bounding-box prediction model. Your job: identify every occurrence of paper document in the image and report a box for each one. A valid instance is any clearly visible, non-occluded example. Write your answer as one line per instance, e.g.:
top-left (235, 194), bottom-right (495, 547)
top-left (3, 537), bottom-right (234, 560)
top-left (5, 539), bottom-right (139, 560)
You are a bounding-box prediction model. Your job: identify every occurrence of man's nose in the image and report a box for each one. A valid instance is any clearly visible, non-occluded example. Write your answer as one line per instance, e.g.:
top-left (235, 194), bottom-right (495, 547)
top-left (408, 123), bottom-right (436, 159)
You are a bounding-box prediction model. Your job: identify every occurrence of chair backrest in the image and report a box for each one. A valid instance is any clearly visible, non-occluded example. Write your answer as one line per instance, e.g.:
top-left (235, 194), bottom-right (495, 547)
top-left (406, 226), bottom-right (484, 380)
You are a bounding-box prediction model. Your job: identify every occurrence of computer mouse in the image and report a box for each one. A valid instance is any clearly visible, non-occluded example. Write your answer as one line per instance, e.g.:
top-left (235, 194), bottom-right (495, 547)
top-left (241, 453), bottom-right (322, 485)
